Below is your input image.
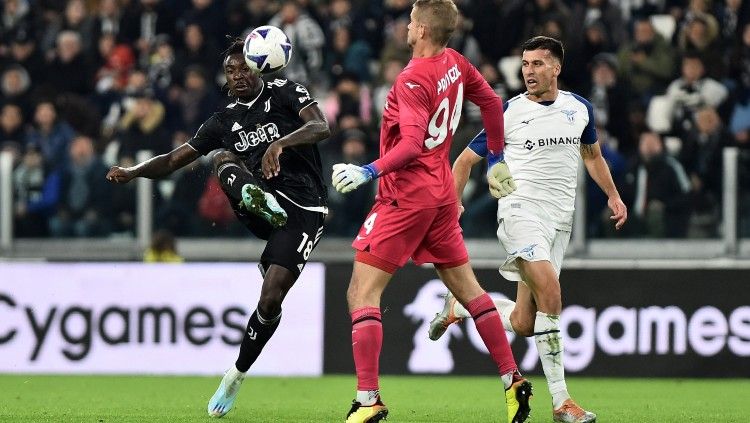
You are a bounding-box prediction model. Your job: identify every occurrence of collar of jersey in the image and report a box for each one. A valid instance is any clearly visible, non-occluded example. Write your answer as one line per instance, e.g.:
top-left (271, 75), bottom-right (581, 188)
top-left (230, 83), bottom-right (265, 109)
top-left (523, 91), bottom-right (558, 107)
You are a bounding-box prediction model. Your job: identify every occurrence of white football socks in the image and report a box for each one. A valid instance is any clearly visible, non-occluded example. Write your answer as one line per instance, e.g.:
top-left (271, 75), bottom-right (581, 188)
top-left (356, 389), bottom-right (380, 406)
top-left (451, 297), bottom-right (516, 333)
top-left (534, 311), bottom-right (570, 409)
top-left (493, 298), bottom-right (517, 332)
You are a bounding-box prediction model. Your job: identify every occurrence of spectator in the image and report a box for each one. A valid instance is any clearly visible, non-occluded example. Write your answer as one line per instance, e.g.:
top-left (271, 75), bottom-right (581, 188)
top-left (715, 0), bottom-right (750, 48)
top-left (43, 30), bottom-right (94, 97)
top-left (378, 16), bottom-right (411, 69)
top-left (49, 135), bottom-right (111, 237)
top-left (562, 20), bottom-right (613, 91)
top-left (569, 0), bottom-right (626, 53)
top-left (269, 0), bottom-right (325, 87)
top-left (25, 101), bottom-right (76, 167)
top-left (520, 0), bottom-right (571, 46)
top-left (101, 68), bottom-right (150, 140)
top-left (621, 131), bottom-right (692, 238)
top-left (4, 26), bottom-right (45, 85)
top-left (109, 155), bottom-right (137, 235)
top-left (0, 0), bottom-right (31, 43)
top-left (325, 26), bottom-right (372, 83)
top-left (118, 0), bottom-right (176, 59)
top-left (172, 23), bottom-right (219, 86)
top-left (61, 0), bottom-right (95, 54)
top-left (13, 147), bottom-right (59, 237)
top-left (178, 0), bottom-right (225, 46)
top-left (587, 128), bottom-right (627, 237)
top-left (372, 58), bottom-right (404, 125)
top-left (323, 73), bottom-right (371, 130)
top-left (147, 34), bottom-right (176, 91)
top-left (679, 107), bottom-right (731, 237)
top-left (677, 14), bottom-right (724, 79)
top-left (225, 0), bottom-right (275, 36)
top-left (156, 139), bottom-right (211, 236)
top-left (728, 22), bottom-right (750, 104)
top-left (664, 53), bottom-right (729, 137)
top-left (1, 65), bottom-right (32, 118)
top-left (586, 53), bottom-right (632, 155)
top-left (174, 65), bottom-right (219, 134)
top-left (95, 44), bottom-right (136, 94)
top-left (617, 18), bottom-right (676, 103)
top-left (0, 103), bottom-right (25, 150)
top-left (447, 11), bottom-right (482, 66)
top-left (324, 128), bottom-right (373, 236)
top-left (116, 88), bottom-right (170, 159)
top-left (144, 229), bottom-right (184, 262)
top-left (92, 0), bottom-right (122, 41)
top-left (469, 0), bottom-right (524, 63)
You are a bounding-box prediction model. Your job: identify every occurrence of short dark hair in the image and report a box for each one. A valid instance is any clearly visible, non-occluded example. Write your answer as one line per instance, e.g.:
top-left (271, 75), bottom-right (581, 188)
top-left (222, 36), bottom-right (244, 61)
top-left (521, 36), bottom-right (565, 64)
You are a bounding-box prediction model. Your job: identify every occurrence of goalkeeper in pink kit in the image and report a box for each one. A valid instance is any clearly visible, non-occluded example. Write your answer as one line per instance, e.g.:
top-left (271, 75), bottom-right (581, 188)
top-left (331, 1), bottom-right (529, 422)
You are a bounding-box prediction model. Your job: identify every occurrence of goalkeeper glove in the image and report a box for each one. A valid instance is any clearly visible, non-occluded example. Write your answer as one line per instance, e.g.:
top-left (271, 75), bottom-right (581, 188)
top-left (487, 153), bottom-right (516, 199)
top-left (332, 163), bottom-right (378, 194)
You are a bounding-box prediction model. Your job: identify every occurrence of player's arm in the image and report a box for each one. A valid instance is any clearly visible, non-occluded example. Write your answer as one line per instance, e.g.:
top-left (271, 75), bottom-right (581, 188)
top-left (262, 103), bottom-right (330, 178)
top-left (106, 143), bottom-right (200, 183)
top-left (452, 147), bottom-right (483, 215)
top-left (581, 142), bottom-right (627, 230)
top-left (332, 77), bottom-right (430, 194)
top-left (574, 93), bottom-right (626, 229)
top-left (107, 114), bottom-right (221, 184)
top-left (460, 56), bottom-right (514, 198)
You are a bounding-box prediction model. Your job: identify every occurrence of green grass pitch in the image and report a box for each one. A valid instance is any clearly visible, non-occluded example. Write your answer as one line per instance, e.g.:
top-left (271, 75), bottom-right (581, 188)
top-left (0, 375), bottom-right (747, 422)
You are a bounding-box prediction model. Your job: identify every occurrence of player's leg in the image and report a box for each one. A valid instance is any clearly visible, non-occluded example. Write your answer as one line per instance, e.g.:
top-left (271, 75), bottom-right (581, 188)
top-left (419, 204), bottom-right (531, 422)
top-left (207, 264), bottom-right (294, 418)
top-left (212, 150), bottom-right (287, 227)
top-left (208, 203), bottom-right (325, 418)
top-left (345, 258), bottom-right (392, 423)
top-left (430, 214), bottom-right (542, 339)
top-left (517, 230), bottom-right (595, 423)
top-left (437, 263), bottom-right (532, 423)
top-left (345, 203), bottom-right (430, 423)
top-left (428, 280), bottom-right (534, 339)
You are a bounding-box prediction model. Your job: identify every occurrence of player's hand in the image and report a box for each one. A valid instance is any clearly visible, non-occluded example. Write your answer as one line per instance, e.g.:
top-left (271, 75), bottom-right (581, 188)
top-left (332, 163), bottom-right (373, 194)
top-left (106, 166), bottom-right (135, 184)
top-left (458, 203), bottom-right (465, 217)
top-left (608, 196), bottom-right (628, 230)
top-left (262, 141), bottom-right (283, 179)
top-left (487, 161), bottom-right (516, 198)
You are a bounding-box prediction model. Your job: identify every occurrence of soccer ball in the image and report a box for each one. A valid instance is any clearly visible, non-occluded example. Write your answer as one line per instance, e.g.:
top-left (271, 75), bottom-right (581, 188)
top-left (243, 25), bottom-right (292, 74)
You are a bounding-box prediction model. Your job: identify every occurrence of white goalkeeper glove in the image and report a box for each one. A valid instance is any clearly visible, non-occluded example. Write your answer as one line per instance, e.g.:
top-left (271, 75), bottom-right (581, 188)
top-left (487, 154), bottom-right (516, 199)
top-left (332, 163), bottom-right (378, 194)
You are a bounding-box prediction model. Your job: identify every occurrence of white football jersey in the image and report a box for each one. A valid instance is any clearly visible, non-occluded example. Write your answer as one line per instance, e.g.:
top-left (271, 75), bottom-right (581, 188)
top-left (468, 90), bottom-right (597, 230)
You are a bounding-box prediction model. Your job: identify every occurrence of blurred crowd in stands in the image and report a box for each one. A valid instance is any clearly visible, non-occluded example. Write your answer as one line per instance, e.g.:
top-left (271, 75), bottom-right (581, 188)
top-left (1, 0), bottom-right (750, 239)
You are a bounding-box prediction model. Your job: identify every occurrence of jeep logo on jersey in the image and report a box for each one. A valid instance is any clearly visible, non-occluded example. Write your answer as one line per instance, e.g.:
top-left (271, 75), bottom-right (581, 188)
top-left (234, 123), bottom-right (281, 151)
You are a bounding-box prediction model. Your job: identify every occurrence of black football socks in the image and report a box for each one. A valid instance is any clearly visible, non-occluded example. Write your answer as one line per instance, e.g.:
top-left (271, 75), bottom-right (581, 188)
top-left (235, 306), bottom-right (282, 372)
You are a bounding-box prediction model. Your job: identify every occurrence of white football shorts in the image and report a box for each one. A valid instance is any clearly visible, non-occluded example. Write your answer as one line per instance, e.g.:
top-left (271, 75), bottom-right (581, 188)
top-left (496, 213), bottom-right (571, 282)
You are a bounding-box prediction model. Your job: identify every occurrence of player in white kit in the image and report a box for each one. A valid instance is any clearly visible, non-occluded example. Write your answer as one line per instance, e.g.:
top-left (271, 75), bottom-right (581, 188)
top-left (429, 36), bottom-right (627, 423)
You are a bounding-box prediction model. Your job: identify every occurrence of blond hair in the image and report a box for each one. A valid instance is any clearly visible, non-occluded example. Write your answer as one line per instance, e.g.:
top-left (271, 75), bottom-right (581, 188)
top-left (413, 0), bottom-right (458, 46)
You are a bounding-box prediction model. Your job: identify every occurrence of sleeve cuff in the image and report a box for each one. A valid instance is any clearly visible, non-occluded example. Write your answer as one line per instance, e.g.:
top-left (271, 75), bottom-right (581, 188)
top-left (487, 152), bottom-right (504, 170)
top-left (363, 163), bottom-right (379, 179)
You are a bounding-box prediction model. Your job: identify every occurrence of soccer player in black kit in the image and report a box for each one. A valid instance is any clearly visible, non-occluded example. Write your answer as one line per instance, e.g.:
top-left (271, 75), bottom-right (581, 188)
top-left (106, 37), bottom-right (330, 418)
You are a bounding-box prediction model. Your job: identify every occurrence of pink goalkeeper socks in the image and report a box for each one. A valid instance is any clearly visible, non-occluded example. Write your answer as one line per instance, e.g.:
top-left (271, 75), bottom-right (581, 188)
top-left (467, 293), bottom-right (518, 376)
top-left (351, 306), bottom-right (383, 391)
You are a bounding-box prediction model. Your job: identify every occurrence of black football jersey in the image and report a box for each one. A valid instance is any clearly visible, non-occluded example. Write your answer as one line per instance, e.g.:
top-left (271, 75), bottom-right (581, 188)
top-left (188, 78), bottom-right (327, 207)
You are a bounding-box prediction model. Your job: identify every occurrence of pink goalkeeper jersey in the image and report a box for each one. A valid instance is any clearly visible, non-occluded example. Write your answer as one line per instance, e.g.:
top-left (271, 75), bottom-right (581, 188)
top-left (375, 48), bottom-right (503, 208)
